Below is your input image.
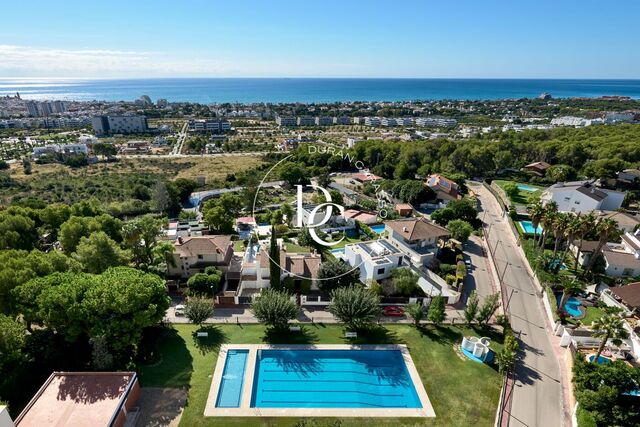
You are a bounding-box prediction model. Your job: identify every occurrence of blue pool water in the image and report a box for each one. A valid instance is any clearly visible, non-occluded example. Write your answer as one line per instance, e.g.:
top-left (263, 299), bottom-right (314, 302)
top-left (588, 354), bottom-right (612, 365)
top-left (518, 220), bottom-right (542, 235)
top-left (517, 184), bottom-right (539, 192)
top-left (216, 350), bottom-right (249, 408)
top-left (250, 349), bottom-right (422, 408)
top-left (558, 296), bottom-right (582, 317)
top-left (370, 224), bottom-right (386, 234)
top-left (330, 248), bottom-right (345, 255)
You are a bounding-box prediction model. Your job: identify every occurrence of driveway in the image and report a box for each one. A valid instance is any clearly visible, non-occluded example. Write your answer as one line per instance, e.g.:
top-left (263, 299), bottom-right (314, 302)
top-left (135, 388), bottom-right (186, 427)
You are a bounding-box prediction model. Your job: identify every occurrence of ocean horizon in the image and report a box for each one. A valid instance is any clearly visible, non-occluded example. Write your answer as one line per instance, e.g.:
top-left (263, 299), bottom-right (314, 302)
top-left (1, 77), bottom-right (640, 104)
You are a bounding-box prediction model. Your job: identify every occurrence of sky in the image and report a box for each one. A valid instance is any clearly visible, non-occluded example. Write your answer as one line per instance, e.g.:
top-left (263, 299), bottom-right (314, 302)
top-left (1, 0), bottom-right (639, 79)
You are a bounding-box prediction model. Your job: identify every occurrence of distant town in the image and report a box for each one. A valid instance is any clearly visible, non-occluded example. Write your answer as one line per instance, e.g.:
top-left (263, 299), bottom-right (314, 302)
top-left (0, 91), bottom-right (639, 427)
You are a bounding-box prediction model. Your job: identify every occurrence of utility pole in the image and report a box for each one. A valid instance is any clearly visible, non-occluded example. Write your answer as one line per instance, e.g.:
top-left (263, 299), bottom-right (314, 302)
top-left (491, 239), bottom-right (501, 258)
top-left (499, 262), bottom-right (510, 286)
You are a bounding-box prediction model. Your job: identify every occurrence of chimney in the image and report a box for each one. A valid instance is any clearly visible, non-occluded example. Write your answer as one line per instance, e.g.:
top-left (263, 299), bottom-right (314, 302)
top-left (177, 236), bottom-right (183, 244)
top-left (403, 226), bottom-right (408, 232)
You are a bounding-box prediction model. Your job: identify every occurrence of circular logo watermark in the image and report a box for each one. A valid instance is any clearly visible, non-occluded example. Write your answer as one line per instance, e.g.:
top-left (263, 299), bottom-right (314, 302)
top-left (250, 144), bottom-right (391, 281)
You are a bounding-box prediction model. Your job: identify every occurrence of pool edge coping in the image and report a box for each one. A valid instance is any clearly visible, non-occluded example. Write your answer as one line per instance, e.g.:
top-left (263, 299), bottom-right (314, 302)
top-left (204, 343), bottom-right (436, 418)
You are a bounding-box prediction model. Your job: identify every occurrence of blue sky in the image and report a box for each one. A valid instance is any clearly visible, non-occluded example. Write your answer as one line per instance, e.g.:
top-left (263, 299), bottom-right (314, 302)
top-left (1, 0), bottom-right (639, 78)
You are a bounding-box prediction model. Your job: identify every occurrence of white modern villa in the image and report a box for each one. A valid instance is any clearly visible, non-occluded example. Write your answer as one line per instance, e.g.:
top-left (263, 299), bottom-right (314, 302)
top-left (540, 180), bottom-right (625, 213)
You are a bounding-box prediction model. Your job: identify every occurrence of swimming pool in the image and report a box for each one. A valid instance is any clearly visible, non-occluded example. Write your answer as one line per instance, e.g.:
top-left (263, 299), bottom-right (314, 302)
top-left (330, 247), bottom-right (345, 255)
top-left (216, 350), bottom-right (249, 408)
top-left (252, 349), bottom-right (420, 408)
top-left (558, 295), bottom-right (582, 317)
top-left (517, 184), bottom-right (539, 192)
top-left (370, 224), bottom-right (385, 234)
top-left (518, 220), bottom-right (542, 235)
top-left (205, 344), bottom-right (434, 417)
top-left (588, 354), bottom-right (612, 365)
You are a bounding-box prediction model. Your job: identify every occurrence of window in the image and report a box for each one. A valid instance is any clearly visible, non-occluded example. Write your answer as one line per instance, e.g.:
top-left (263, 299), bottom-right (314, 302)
top-left (377, 268), bottom-right (385, 275)
top-left (198, 255), bottom-right (204, 260)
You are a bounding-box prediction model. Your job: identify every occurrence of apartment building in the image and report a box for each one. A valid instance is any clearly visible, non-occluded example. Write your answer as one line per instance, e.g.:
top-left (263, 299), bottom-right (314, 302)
top-left (415, 117), bottom-right (458, 128)
top-left (275, 115), bottom-right (297, 127)
top-left (91, 115), bottom-right (149, 135)
top-left (187, 119), bottom-right (231, 133)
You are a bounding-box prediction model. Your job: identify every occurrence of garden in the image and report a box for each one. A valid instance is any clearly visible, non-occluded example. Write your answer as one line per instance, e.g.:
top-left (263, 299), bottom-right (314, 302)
top-left (139, 323), bottom-right (504, 427)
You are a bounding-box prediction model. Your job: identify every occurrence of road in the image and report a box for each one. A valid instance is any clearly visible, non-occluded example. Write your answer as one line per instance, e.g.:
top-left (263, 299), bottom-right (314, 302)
top-left (170, 121), bottom-right (188, 155)
top-left (473, 183), bottom-right (564, 427)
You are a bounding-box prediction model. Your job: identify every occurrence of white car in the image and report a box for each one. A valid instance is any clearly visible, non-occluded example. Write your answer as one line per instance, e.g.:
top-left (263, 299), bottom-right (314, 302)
top-left (465, 260), bottom-right (472, 267)
top-left (174, 304), bottom-right (185, 316)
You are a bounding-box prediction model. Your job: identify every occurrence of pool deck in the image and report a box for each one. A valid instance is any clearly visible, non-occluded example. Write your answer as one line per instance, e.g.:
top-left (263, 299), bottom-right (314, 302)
top-left (204, 344), bottom-right (435, 418)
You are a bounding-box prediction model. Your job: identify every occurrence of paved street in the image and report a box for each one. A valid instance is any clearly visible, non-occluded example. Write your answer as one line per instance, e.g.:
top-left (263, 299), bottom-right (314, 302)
top-left (473, 183), bottom-right (565, 427)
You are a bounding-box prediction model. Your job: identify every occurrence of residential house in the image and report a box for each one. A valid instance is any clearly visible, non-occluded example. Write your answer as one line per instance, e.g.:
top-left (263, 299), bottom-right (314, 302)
top-left (352, 172), bottom-right (383, 184)
top-left (395, 203), bottom-right (414, 217)
top-left (385, 217), bottom-right (450, 266)
top-left (595, 210), bottom-right (640, 233)
top-left (540, 180), bottom-right (625, 213)
top-left (602, 230), bottom-right (640, 277)
top-left (617, 168), bottom-right (640, 186)
top-left (168, 235), bottom-right (234, 278)
top-left (523, 161), bottom-right (551, 177)
top-left (425, 174), bottom-right (460, 203)
top-left (342, 209), bottom-right (378, 225)
top-left (239, 247), bottom-right (321, 294)
top-left (13, 372), bottom-right (140, 427)
top-left (344, 239), bottom-right (403, 283)
top-left (569, 240), bottom-right (600, 267)
top-left (605, 282), bottom-right (640, 315)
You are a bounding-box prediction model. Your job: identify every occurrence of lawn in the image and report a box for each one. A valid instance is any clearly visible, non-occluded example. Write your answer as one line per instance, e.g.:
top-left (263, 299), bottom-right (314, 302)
top-left (494, 180), bottom-right (544, 206)
top-left (566, 305), bottom-right (606, 326)
top-left (138, 324), bottom-right (504, 427)
top-left (283, 242), bottom-right (311, 253)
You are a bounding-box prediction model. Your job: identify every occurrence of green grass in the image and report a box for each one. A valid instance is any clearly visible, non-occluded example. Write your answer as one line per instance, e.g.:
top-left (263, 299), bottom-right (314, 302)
top-left (138, 324), bottom-right (504, 427)
top-left (283, 242), bottom-right (311, 253)
top-left (233, 240), bottom-right (246, 251)
top-left (494, 180), bottom-right (544, 206)
top-left (566, 305), bottom-right (606, 326)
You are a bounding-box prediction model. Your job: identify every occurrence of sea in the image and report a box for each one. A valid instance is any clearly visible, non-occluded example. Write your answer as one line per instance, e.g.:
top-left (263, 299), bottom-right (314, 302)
top-left (1, 78), bottom-right (640, 104)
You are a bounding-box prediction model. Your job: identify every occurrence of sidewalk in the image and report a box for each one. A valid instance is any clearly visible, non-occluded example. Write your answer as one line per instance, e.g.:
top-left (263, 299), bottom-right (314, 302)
top-left (165, 306), bottom-right (473, 325)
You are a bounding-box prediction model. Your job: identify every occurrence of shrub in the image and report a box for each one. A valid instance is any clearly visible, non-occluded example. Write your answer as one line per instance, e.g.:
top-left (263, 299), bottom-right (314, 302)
top-left (251, 289), bottom-right (298, 330)
top-left (184, 296), bottom-right (214, 326)
top-left (328, 285), bottom-right (381, 330)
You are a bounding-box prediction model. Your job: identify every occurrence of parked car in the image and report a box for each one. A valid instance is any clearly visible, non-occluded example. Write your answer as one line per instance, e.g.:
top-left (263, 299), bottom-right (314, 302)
top-left (175, 304), bottom-right (185, 316)
top-left (383, 305), bottom-right (405, 317)
top-left (465, 260), bottom-right (472, 267)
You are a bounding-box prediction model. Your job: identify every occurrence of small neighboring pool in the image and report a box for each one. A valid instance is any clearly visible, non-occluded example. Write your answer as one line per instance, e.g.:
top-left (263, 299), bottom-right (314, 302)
top-left (251, 349), bottom-right (422, 408)
top-left (370, 224), bottom-right (386, 234)
top-left (517, 184), bottom-right (539, 192)
top-left (558, 295), bottom-right (582, 317)
top-left (330, 247), bottom-right (345, 255)
top-left (215, 350), bottom-right (249, 408)
top-left (518, 220), bottom-right (542, 235)
top-left (588, 354), bottom-right (612, 365)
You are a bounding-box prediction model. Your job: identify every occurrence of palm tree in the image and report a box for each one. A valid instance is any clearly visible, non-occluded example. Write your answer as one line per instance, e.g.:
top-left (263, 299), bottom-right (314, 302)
top-left (584, 218), bottom-right (621, 275)
top-left (528, 201), bottom-right (545, 247)
top-left (557, 278), bottom-right (585, 317)
top-left (573, 212), bottom-right (596, 271)
top-left (561, 214), bottom-right (582, 264)
top-left (551, 212), bottom-right (570, 261)
top-left (591, 310), bottom-right (629, 362)
top-left (538, 202), bottom-right (558, 248)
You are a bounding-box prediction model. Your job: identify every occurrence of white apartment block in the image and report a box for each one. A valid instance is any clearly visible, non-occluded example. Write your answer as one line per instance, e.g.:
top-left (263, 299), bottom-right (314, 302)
top-left (275, 116), bottom-right (297, 127)
top-left (315, 116), bottom-right (332, 126)
top-left (415, 117), bottom-right (458, 128)
top-left (297, 117), bottom-right (315, 126)
top-left (364, 117), bottom-right (381, 126)
top-left (187, 119), bottom-right (231, 133)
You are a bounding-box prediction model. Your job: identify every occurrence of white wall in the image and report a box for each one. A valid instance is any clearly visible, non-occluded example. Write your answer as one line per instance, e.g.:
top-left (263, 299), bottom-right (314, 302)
top-left (0, 407), bottom-right (14, 427)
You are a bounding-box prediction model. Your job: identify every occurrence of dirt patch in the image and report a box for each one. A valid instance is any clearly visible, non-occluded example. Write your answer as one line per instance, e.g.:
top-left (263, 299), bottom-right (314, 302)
top-left (135, 387), bottom-right (187, 427)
